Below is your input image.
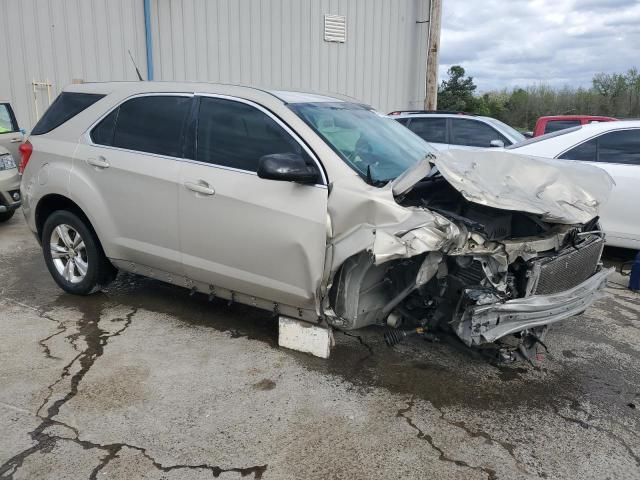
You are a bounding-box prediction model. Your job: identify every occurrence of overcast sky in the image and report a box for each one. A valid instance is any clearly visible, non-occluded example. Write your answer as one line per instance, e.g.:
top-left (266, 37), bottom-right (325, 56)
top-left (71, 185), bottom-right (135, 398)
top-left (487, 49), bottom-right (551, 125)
top-left (439, 0), bottom-right (640, 92)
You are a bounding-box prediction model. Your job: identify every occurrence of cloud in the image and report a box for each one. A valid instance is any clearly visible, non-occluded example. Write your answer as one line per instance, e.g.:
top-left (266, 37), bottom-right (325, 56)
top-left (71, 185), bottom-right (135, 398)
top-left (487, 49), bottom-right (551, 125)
top-left (439, 0), bottom-right (640, 91)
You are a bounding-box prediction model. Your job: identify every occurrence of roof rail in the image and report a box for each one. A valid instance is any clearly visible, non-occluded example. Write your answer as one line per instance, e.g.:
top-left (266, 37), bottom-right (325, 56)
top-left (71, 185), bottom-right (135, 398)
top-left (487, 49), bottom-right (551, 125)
top-left (387, 110), bottom-right (475, 116)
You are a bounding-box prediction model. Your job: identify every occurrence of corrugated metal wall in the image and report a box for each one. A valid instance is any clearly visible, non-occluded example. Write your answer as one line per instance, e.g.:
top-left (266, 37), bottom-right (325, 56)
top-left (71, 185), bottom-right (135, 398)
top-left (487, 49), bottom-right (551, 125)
top-left (0, 0), bottom-right (430, 130)
top-left (0, 0), bottom-right (147, 130)
top-left (150, 0), bottom-right (430, 113)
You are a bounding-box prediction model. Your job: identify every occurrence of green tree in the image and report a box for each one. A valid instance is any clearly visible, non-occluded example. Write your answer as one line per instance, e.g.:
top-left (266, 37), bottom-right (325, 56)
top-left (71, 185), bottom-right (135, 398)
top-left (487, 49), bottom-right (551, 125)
top-left (437, 66), bottom-right (477, 112)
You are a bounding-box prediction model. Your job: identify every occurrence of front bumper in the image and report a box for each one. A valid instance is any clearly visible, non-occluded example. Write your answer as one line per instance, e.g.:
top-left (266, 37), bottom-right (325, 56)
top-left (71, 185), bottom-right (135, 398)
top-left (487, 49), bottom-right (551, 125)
top-left (0, 168), bottom-right (22, 212)
top-left (456, 267), bottom-right (613, 346)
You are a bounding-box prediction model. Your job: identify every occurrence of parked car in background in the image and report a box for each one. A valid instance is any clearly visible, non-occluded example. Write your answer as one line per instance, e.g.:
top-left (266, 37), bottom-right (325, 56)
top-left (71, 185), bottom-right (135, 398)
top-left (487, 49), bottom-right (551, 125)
top-left (388, 111), bottom-right (525, 150)
top-left (532, 115), bottom-right (617, 137)
top-left (0, 145), bottom-right (21, 222)
top-left (20, 82), bottom-right (612, 362)
top-left (0, 101), bottom-right (23, 159)
top-left (505, 121), bottom-right (640, 249)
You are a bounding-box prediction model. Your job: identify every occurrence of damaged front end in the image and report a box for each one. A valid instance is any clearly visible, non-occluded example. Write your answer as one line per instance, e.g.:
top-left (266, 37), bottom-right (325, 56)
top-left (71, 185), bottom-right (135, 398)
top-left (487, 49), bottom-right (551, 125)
top-left (324, 149), bottom-right (614, 361)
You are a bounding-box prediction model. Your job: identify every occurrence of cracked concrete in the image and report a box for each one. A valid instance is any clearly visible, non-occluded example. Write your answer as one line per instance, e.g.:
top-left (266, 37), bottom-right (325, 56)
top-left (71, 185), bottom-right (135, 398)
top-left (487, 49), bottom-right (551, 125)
top-left (1, 212), bottom-right (640, 479)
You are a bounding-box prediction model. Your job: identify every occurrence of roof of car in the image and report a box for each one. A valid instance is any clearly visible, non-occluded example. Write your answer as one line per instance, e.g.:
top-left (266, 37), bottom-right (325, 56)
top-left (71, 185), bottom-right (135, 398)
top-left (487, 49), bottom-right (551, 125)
top-left (388, 110), bottom-right (476, 116)
top-left (62, 81), bottom-right (346, 105)
top-left (570, 119), bottom-right (640, 132)
top-left (537, 115), bottom-right (617, 121)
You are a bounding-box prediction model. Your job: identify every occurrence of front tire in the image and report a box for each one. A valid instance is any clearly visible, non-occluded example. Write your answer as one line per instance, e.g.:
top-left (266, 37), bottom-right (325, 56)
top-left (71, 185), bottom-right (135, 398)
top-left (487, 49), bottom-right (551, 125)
top-left (0, 210), bottom-right (15, 223)
top-left (42, 210), bottom-right (116, 295)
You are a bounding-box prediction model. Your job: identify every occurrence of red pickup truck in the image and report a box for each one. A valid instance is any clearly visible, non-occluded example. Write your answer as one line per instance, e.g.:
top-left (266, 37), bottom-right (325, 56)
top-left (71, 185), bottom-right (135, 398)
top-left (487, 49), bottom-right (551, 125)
top-left (533, 115), bottom-right (617, 137)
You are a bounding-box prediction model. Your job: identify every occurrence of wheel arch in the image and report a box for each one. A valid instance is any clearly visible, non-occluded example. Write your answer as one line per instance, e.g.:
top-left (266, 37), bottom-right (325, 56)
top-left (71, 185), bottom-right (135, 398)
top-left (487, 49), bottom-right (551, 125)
top-left (35, 194), bottom-right (101, 247)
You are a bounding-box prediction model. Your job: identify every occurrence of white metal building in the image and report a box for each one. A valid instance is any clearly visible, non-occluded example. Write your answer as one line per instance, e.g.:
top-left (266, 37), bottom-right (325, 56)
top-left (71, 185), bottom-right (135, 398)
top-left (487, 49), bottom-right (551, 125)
top-left (0, 0), bottom-right (433, 130)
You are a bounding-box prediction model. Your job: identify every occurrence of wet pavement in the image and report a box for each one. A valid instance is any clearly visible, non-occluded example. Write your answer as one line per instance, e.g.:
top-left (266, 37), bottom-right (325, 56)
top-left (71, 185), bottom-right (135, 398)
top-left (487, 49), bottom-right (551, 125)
top-left (1, 212), bottom-right (639, 479)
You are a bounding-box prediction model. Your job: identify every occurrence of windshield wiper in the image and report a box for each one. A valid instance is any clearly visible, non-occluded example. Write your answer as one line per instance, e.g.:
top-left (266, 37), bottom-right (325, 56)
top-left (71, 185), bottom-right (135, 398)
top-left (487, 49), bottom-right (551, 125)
top-left (364, 164), bottom-right (388, 187)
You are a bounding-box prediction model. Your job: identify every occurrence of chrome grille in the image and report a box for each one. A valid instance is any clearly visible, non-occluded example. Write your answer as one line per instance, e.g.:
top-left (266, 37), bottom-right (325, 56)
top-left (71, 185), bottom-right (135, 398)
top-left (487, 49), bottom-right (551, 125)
top-left (531, 237), bottom-right (604, 296)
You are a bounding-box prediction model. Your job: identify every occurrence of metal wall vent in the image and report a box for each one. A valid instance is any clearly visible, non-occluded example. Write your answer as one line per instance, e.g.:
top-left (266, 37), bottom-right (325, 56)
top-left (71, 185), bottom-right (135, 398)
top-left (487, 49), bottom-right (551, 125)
top-left (324, 14), bottom-right (346, 43)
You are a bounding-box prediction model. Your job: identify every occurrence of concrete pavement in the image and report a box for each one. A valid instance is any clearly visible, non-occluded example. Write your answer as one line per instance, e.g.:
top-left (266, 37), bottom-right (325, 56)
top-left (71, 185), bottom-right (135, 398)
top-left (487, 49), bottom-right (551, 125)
top-left (1, 212), bottom-right (639, 479)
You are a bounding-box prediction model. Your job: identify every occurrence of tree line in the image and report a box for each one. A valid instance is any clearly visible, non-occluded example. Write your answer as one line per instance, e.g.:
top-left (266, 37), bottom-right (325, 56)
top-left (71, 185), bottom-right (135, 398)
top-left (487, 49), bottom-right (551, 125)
top-left (437, 66), bottom-right (640, 131)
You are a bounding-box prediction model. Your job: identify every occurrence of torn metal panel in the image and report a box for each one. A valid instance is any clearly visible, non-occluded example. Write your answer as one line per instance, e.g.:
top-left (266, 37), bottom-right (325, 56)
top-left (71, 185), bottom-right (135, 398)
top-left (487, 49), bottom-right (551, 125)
top-left (433, 149), bottom-right (614, 224)
top-left (390, 155), bottom-right (436, 197)
top-left (326, 179), bottom-right (464, 272)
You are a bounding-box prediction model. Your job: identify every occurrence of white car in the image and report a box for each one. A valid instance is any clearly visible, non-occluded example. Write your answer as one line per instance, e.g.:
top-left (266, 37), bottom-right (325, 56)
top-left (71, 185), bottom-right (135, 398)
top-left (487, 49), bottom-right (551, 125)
top-left (505, 121), bottom-right (640, 249)
top-left (389, 111), bottom-right (525, 151)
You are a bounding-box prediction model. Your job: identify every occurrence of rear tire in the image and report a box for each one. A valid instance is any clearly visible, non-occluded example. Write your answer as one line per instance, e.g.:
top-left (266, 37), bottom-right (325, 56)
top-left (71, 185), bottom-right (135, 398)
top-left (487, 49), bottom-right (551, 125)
top-left (0, 210), bottom-right (15, 223)
top-left (42, 210), bottom-right (117, 295)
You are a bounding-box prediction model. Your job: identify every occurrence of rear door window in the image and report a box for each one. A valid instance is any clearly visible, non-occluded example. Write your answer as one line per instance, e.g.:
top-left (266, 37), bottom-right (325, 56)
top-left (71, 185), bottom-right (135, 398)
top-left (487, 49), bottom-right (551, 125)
top-left (31, 92), bottom-right (104, 135)
top-left (0, 104), bottom-right (18, 133)
top-left (544, 120), bottom-right (581, 134)
top-left (407, 118), bottom-right (447, 144)
top-left (97, 95), bottom-right (192, 158)
top-left (196, 97), bottom-right (307, 172)
top-left (559, 138), bottom-right (597, 161)
top-left (597, 129), bottom-right (640, 165)
top-left (450, 118), bottom-right (507, 147)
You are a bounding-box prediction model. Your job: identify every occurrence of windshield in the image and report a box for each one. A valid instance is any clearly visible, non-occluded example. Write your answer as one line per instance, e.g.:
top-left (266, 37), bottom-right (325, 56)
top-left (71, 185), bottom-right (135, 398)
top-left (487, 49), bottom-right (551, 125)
top-left (289, 102), bottom-right (435, 183)
top-left (482, 117), bottom-right (526, 142)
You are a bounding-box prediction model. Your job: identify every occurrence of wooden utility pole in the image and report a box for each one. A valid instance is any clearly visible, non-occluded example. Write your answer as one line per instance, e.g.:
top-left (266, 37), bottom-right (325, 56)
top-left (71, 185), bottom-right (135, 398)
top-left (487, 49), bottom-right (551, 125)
top-left (424, 0), bottom-right (443, 110)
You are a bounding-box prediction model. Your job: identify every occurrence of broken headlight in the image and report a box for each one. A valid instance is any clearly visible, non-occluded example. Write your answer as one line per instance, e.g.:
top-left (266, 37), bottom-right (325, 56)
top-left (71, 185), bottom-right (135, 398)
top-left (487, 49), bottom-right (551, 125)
top-left (0, 154), bottom-right (16, 171)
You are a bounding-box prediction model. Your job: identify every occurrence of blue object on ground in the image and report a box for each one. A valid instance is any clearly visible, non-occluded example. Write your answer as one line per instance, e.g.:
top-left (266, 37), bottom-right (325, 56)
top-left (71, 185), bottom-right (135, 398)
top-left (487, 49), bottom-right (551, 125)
top-left (629, 251), bottom-right (640, 291)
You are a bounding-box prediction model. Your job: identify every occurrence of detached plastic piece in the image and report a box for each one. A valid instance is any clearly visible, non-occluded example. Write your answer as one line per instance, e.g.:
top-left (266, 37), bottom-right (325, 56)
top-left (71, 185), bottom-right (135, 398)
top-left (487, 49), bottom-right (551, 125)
top-left (278, 317), bottom-right (333, 358)
top-left (629, 252), bottom-right (640, 292)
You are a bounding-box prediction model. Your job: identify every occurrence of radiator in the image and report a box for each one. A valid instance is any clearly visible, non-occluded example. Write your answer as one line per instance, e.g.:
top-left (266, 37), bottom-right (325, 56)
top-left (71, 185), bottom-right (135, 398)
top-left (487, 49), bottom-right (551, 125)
top-left (530, 237), bottom-right (604, 296)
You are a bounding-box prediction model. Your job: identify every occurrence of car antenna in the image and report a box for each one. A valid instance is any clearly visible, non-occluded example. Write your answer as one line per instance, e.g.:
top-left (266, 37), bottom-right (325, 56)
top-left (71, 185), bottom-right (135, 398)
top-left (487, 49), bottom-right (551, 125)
top-left (128, 49), bottom-right (144, 81)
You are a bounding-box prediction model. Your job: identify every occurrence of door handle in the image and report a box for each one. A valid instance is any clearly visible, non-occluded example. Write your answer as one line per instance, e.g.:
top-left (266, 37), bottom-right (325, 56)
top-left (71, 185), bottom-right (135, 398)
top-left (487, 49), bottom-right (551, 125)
top-left (184, 181), bottom-right (215, 196)
top-left (10, 137), bottom-right (22, 143)
top-left (86, 156), bottom-right (110, 169)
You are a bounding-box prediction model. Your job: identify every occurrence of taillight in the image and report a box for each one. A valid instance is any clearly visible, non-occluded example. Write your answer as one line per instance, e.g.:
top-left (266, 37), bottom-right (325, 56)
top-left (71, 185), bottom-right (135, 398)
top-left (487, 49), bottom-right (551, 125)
top-left (18, 141), bottom-right (32, 174)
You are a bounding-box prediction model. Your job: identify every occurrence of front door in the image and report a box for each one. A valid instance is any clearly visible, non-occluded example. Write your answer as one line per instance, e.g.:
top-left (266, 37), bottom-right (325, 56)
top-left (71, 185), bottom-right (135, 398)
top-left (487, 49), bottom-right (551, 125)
top-left (0, 103), bottom-right (22, 158)
top-left (178, 95), bottom-right (328, 310)
top-left (73, 94), bottom-right (192, 275)
top-left (449, 118), bottom-right (509, 151)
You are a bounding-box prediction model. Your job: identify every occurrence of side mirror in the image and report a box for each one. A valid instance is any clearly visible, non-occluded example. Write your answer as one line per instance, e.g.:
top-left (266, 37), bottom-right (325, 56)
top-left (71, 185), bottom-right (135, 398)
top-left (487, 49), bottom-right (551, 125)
top-left (257, 153), bottom-right (319, 184)
top-left (489, 139), bottom-right (505, 148)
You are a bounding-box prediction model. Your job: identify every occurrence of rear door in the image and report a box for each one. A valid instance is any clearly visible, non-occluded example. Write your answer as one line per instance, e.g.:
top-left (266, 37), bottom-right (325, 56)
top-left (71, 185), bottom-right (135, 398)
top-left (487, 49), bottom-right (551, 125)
top-left (178, 95), bottom-right (328, 310)
top-left (0, 103), bottom-right (22, 158)
top-left (558, 128), bottom-right (640, 247)
top-left (404, 117), bottom-right (449, 151)
top-left (449, 118), bottom-right (509, 150)
top-left (73, 94), bottom-right (192, 274)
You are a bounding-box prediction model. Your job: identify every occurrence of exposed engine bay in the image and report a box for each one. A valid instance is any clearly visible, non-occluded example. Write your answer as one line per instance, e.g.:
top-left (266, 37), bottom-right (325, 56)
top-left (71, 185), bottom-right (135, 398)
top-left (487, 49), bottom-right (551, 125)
top-left (325, 153), bottom-right (612, 363)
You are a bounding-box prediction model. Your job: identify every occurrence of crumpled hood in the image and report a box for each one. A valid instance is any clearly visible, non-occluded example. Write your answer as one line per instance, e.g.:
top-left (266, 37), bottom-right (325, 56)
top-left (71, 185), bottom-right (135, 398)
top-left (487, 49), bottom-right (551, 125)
top-left (391, 149), bottom-right (614, 225)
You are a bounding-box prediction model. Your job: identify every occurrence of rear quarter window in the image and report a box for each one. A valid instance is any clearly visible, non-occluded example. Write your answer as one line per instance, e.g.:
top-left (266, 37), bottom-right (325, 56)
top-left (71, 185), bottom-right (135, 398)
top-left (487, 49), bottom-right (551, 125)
top-left (31, 92), bottom-right (104, 135)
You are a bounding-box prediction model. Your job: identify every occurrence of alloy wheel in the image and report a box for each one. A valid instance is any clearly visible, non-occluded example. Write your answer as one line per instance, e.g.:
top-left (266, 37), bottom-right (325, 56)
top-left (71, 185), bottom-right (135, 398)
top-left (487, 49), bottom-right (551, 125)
top-left (49, 224), bottom-right (88, 284)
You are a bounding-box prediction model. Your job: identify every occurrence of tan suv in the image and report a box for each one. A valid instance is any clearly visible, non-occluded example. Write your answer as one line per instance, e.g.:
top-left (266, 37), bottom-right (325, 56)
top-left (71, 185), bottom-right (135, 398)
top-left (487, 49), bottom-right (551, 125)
top-left (20, 82), bottom-right (613, 361)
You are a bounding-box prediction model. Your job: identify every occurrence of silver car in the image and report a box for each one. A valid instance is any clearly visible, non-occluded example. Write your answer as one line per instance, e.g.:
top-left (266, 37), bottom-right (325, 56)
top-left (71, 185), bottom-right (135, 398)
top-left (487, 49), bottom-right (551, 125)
top-left (20, 82), bottom-right (613, 361)
top-left (389, 111), bottom-right (526, 151)
top-left (0, 101), bottom-right (22, 222)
